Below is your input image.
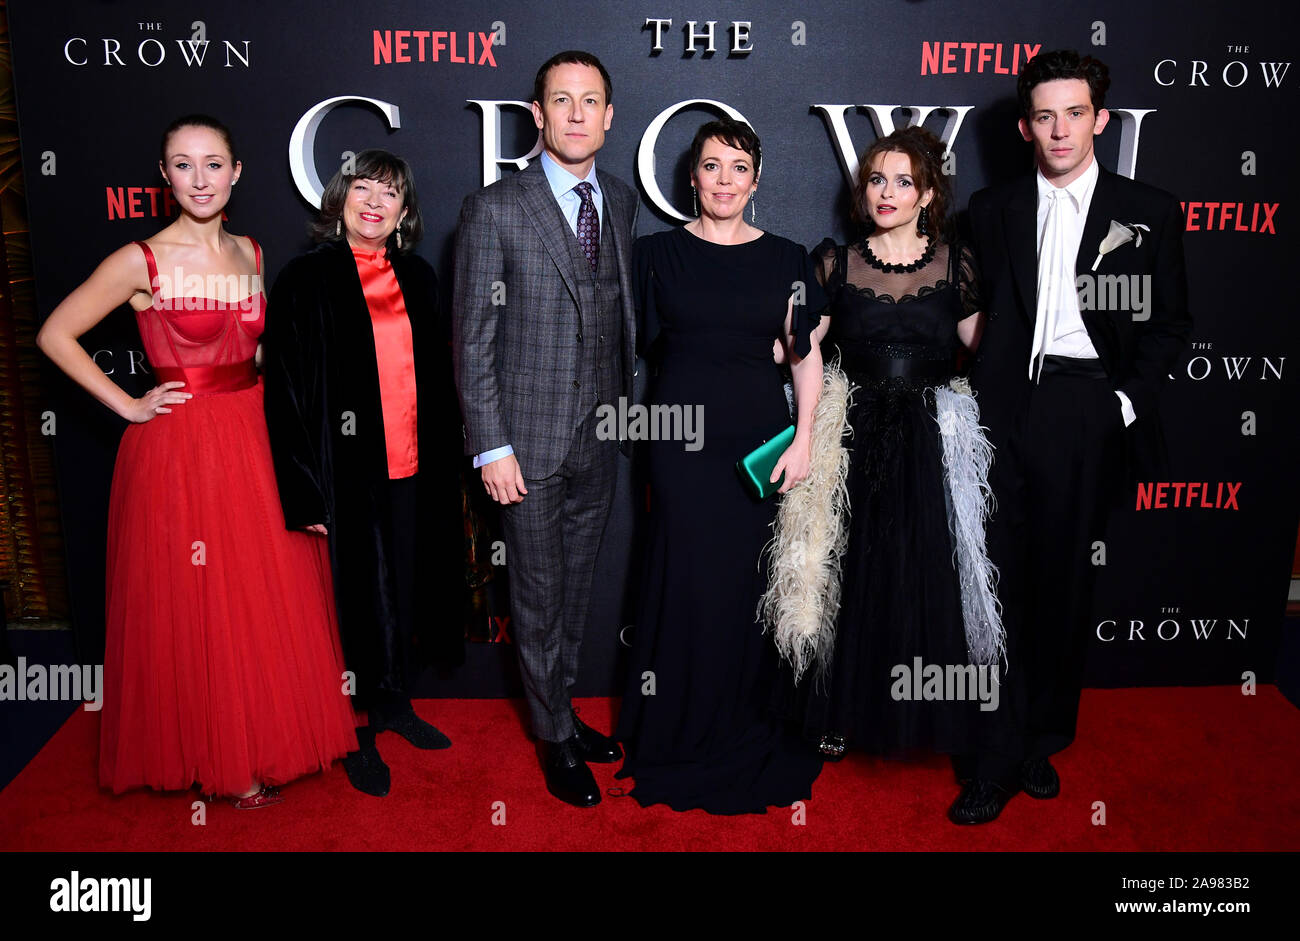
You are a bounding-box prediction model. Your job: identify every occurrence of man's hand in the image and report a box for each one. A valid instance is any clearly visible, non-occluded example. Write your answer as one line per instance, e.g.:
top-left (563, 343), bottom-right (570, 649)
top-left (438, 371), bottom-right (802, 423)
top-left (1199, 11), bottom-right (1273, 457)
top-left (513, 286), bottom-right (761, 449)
top-left (481, 453), bottom-right (528, 504)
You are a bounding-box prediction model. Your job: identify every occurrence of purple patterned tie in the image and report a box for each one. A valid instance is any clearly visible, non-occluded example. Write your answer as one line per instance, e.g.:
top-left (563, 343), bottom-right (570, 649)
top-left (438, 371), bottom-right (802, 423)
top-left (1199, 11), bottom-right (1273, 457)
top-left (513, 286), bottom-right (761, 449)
top-left (574, 181), bottom-right (599, 272)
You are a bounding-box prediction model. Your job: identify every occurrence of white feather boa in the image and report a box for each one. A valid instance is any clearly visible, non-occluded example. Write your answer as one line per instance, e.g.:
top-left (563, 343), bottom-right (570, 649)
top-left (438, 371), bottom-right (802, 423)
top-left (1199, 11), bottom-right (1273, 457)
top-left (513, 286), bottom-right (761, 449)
top-left (757, 360), bottom-right (854, 685)
top-left (934, 379), bottom-right (1005, 667)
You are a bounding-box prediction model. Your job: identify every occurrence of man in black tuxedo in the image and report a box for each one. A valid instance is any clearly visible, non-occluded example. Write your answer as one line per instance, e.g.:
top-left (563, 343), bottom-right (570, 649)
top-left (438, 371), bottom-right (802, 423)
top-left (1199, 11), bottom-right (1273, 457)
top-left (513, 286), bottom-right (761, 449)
top-left (952, 50), bottom-right (1191, 824)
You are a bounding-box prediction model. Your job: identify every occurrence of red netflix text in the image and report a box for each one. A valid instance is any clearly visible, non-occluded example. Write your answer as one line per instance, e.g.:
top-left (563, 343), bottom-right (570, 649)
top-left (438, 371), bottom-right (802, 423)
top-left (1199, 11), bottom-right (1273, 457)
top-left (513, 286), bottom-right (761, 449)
top-left (921, 42), bottom-right (1041, 75)
top-left (1180, 201), bottom-right (1278, 234)
top-left (1135, 481), bottom-right (1241, 511)
top-left (106, 187), bottom-right (227, 221)
top-left (372, 30), bottom-right (497, 66)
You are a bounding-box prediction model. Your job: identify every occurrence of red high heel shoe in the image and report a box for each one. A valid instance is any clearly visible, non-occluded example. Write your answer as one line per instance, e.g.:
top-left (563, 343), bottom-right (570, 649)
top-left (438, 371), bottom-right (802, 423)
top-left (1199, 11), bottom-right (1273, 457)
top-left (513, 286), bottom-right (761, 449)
top-left (230, 784), bottom-right (284, 810)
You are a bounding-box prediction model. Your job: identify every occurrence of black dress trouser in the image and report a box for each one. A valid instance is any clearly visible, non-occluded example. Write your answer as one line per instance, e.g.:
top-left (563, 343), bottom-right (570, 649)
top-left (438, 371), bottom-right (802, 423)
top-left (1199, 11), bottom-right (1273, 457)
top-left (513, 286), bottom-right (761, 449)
top-left (358, 473), bottom-right (419, 748)
top-left (958, 356), bottom-right (1126, 786)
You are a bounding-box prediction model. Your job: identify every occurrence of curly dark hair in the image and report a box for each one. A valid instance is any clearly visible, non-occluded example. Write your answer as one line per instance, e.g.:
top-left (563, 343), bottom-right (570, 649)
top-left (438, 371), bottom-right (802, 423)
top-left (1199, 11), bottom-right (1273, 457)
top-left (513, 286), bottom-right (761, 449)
top-left (1017, 49), bottom-right (1111, 119)
top-left (310, 149), bottom-right (423, 254)
top-left (851, 125), bottom-right (950, 239)
top-left (688, 116), bottom-right (762, 177)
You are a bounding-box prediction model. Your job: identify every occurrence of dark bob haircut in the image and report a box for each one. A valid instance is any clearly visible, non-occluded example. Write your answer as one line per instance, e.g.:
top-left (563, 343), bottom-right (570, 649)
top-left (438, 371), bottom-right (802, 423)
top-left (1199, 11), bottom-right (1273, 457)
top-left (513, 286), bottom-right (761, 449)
top-left (1017, 49), bottom-right (1111, 119)
top-left (531, 50), bottom-right (612, 106)
top-left (688, 117), bottom-right (762, 178)
top-left (160, 113), bottom-right (237, 165)
top-left (851, 125), bottom-right (951, 240)
top-left (311, 149), bottom-right (423, 254)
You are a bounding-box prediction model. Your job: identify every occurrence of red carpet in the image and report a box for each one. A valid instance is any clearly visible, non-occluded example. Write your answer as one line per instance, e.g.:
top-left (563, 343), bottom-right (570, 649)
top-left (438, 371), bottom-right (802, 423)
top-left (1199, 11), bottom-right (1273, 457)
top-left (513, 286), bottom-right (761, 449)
top-left (1, 687), bottom-right (1296, 851)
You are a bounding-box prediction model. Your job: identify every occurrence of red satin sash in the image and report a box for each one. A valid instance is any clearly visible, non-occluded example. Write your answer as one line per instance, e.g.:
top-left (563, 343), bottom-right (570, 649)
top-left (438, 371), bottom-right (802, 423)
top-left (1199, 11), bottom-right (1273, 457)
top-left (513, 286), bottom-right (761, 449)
top-left (152, 361), bottom-right (257, 395)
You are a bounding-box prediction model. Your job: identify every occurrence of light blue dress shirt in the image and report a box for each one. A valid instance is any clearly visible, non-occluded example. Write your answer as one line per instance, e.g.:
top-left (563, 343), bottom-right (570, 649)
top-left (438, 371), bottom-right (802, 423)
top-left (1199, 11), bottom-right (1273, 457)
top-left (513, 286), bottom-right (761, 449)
top-left (472, 152), bottom-right (602, 468)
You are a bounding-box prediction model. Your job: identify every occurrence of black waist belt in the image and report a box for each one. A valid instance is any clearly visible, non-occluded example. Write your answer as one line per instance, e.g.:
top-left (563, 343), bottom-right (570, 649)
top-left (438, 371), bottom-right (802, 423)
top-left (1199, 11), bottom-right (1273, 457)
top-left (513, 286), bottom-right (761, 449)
top-left (1040, 354), bottom-right (1108, 379)
top-left (842, 353), bottom-right (955, 382)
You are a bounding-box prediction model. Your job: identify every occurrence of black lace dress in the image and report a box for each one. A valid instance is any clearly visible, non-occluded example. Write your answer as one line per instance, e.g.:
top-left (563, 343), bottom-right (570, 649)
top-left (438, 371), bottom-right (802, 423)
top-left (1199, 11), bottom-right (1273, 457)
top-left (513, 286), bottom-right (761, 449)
top-left (797, 236), bottom-right (993, 757)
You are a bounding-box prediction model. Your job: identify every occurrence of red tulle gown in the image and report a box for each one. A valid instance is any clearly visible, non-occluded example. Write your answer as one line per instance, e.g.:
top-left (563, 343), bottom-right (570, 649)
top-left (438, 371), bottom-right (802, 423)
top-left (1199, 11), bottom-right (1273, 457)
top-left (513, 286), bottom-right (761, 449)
top-left (98, 239), bottom-right (358, 797)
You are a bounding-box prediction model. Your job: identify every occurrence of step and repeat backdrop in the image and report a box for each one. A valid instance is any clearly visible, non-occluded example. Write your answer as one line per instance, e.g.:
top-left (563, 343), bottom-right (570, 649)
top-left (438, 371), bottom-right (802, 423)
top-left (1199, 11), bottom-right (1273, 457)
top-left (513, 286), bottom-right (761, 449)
top-left (8, 0), bottom-right (1296, 696)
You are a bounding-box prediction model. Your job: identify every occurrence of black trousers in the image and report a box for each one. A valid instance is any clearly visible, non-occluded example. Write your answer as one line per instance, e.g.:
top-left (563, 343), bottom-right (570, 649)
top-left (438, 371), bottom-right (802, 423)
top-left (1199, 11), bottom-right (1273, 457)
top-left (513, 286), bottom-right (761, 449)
top-left (359, 473), bottom-right (419, 747)
top-left (959, 358), bottom-right (1126, 786)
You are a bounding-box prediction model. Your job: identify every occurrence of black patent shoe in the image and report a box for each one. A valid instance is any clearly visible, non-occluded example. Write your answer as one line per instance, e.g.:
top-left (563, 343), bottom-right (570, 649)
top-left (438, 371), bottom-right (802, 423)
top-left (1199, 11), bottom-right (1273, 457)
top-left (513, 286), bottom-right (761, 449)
top-left (818, 733), bottom-right (847, 761)
top-left (342, 745), bottom-right (391, 797)
top-left (947, 778), bottom-right (1017, 825)
top-left (375, 710), bottom-right (452, 750)
top-left (1020, 757), bottom-right (1060, 799)
top-left (539, 738), bottom-right (601, 807)
top-left (571, 710), bottom-right (623, 763)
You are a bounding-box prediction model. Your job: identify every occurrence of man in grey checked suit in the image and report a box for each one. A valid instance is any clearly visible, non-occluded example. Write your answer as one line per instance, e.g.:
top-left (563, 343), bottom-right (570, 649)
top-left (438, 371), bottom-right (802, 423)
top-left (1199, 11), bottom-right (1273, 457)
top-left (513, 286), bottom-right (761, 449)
top-left (452, 50), bottom-right (638, 807)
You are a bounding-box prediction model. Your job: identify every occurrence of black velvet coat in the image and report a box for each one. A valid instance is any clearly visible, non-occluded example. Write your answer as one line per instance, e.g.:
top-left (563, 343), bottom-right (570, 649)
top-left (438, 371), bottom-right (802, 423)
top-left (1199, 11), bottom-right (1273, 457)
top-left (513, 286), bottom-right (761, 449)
top-left (263, 238), bottom-right (464, 709)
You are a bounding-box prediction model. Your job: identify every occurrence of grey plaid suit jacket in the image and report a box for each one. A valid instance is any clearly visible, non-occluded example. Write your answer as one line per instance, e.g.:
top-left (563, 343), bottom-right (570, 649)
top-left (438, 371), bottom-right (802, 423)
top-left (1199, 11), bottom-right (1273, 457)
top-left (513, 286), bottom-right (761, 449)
top-left (452, 160), bottom-right (638, 479)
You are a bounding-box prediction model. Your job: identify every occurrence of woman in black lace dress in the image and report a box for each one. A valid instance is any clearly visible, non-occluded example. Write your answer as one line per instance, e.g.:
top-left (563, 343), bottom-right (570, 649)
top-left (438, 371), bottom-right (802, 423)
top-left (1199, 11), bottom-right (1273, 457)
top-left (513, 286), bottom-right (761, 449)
top-left (797, 126), bottom-right (1003, 760)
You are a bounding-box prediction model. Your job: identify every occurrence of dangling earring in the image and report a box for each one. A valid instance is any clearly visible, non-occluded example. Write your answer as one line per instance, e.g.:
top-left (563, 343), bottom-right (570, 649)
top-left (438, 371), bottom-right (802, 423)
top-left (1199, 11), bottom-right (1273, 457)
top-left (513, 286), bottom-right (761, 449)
top-left (335, 219), bottom-right (341, 237)
top-left (917, 205), bottom-right (930, 238)
top-left (750, 191), bottom-right (757, 224)
top-left (396, 228), bottom-right (403, 250)
top-left (692, 186), bottom-right (698, 217)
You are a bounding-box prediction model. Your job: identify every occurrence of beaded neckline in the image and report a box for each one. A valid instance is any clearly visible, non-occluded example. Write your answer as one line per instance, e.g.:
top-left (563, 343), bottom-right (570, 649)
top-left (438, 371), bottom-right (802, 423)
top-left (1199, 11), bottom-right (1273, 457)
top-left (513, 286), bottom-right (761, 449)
top-left (858, 236), bottom-right (935, 274)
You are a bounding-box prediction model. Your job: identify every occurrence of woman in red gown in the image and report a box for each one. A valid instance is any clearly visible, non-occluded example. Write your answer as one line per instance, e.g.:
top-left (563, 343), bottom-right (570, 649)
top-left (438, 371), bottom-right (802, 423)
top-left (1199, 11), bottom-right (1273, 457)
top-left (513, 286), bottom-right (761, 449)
top-left (36, 115), bottom-right (357, 807)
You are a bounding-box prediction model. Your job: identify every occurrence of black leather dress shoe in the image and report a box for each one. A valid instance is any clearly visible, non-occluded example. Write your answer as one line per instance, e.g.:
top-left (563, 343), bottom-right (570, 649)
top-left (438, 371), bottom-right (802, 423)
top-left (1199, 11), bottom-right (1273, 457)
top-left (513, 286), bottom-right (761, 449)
top-left (375, 710), bottom-right (452, 750)
top-left (947, 778), bottom-right (1017, 825)
top-left (341, 745), bottom-right (390, 797)
top-left (539, 738), bottom-right (600, 807)
top-left (571, 711), bottom-right (622, 763)
top-left (1021, 757), bottom-right (1060, 799)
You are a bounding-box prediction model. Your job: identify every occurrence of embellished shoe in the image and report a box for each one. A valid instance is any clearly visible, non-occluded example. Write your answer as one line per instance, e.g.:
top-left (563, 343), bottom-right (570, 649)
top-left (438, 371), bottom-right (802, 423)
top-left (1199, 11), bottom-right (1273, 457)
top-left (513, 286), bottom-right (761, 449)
top-left (1021, 757), bottom-right (1061, 799)
top-left (947, 779), bottom-right (1017, 825)
top-left (818, 733), bottom-right (847, 761)
top-left (374, 710), bottom-right (451, 750)
top-left (342, 744), bottom-right (391, 797)
top-left (230, 784), bottom-right (284, 810)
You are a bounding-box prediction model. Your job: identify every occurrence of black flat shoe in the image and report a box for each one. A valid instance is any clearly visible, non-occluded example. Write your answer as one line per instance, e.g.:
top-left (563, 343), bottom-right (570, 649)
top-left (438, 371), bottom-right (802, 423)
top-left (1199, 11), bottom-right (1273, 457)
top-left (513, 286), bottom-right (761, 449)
top-left (342, 745), bottom-right (390, 797)
top-left (948, 778), bottom-right (1017, 825)
top-left (571, 710), bottom-right (622, 763)
top-left (1021, 757), bottom-right (1060, 799)
top-left (539, 738), bottom-right (600, 807)
top-left (375, 710), bottom-right (451, 750)
top-left (818, 733), bottom-right (847, 761)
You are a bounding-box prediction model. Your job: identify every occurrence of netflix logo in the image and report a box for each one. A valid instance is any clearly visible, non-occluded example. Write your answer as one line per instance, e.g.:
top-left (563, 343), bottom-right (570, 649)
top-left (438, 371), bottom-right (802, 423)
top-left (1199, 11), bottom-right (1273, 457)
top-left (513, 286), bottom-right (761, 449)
top-left (372, 30), bottom-right (498, 66)
top-left (920, 42), bottom-right (1041, 75)
top-left (106, 187), bottom-right (226, 221)
top-left (1181, 201), bottom-right (1278, 233)
top-left (1135, 481), bottom-right (1241, 511)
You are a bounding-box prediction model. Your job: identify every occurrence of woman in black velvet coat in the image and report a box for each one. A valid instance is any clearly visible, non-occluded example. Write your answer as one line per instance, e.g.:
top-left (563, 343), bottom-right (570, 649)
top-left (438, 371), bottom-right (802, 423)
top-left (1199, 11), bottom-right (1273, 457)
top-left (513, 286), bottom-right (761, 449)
top-left (263, 150), bottom-right (465, 797)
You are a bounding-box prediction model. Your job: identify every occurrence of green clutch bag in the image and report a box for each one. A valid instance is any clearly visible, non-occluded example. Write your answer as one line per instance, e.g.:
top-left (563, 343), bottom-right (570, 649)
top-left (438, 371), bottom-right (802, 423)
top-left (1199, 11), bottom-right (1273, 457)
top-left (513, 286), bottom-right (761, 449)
top-left (737, 424), bottom-right (796, 500)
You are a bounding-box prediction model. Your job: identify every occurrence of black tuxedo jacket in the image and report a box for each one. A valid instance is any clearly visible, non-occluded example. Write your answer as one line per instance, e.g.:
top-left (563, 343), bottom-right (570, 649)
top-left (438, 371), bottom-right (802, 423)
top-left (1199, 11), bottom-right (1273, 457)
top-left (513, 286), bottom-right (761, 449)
top-left (967, 164), bottom-right (1191, 478)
